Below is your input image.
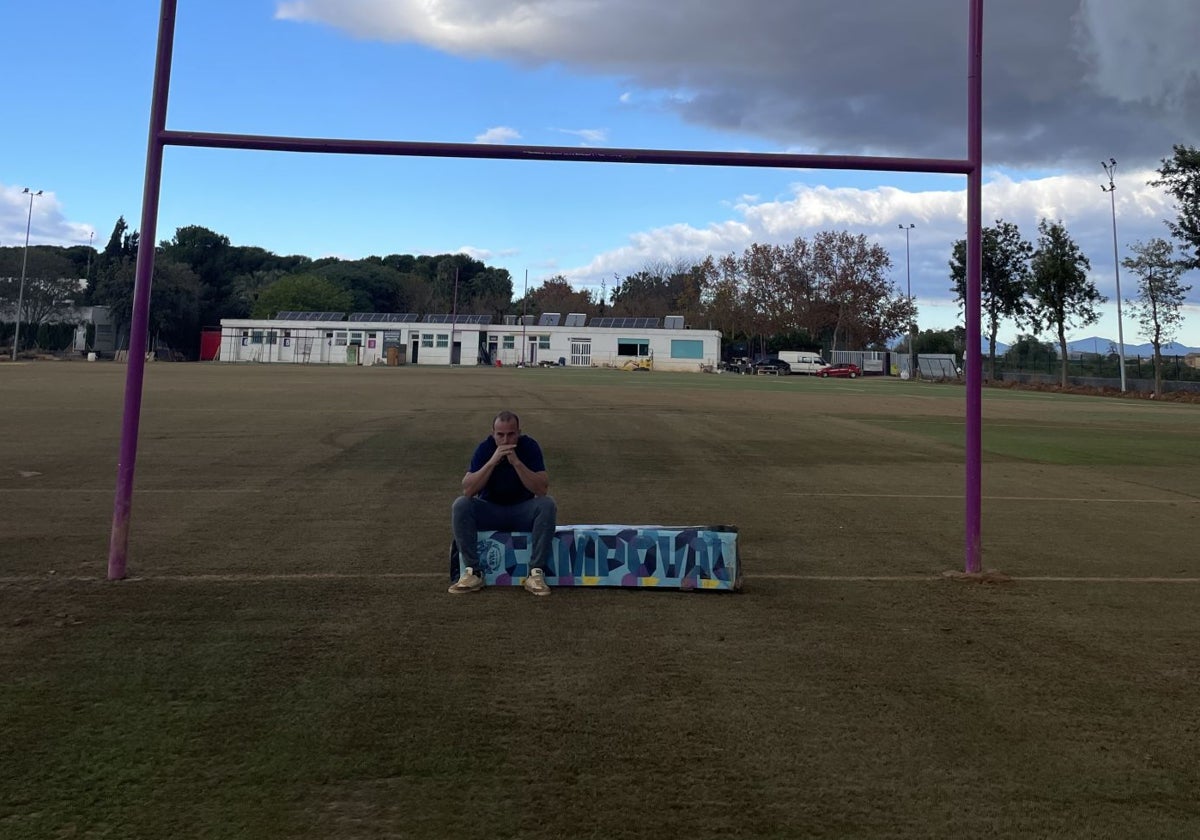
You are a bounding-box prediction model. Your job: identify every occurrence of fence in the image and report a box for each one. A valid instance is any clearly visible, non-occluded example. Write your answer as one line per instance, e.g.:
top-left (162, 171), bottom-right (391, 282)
top-left (993, 352), bottom-right (1200, 383)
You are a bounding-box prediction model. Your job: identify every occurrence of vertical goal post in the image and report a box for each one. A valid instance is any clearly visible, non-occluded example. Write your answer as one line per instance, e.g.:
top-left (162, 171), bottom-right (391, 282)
top-left (108, 0), bottom-right (985, 579)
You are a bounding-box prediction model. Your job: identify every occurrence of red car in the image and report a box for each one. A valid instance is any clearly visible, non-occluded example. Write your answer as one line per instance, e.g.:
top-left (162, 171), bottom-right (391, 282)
top-left (816, 362), bottom-right (861, 379)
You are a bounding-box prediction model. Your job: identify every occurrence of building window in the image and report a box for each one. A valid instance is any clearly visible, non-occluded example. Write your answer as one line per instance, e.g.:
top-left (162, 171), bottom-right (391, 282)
top-left (422, 333), bottom-right (434, 348)
top-left (670, 339), bottom-right (704, 359)
top-left (334, 332), bottom-right (348, 346)
top-left (502, 335), bottom-right (515, 349)
top-left (251, 330), bottom-right (264, 345)
top-left (617, 339), bottom-right (649, 356)
top-left (265, 331), bottom-right (278, 345)
top-left (436, 333), bottom-right (449, 348)
top-left (538, 335), bottom-right (551, 350)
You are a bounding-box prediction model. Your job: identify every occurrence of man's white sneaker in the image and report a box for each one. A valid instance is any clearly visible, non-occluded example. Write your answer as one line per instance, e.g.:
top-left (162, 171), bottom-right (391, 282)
top-left (523, 568), bottom-right (551, 597)
top-left (448, 566), bottom-right (484, 594)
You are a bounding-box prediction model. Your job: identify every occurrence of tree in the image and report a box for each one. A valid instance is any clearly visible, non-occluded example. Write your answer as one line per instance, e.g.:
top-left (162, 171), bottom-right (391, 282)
top-left (911, 327), bottom-right (965, 357)
top-left (314, 259), bottom-right (405, 313)
top-left (0, 247), bottom-right (80, 327)
top-left (160, 225), bottom-right (233, 327)
top-left (1004, 334), bottom-right (1057, 370)
top-left (90, 218), bottom-right (141, 343)
top-left (252, 274), bottom-right (353, 318)
top-left (1123, 238), bottom-right (1192, 397)
top-left (91, 250), bottom-right (202, 354)
top-left (700, 254), bottom-right (748, 340)
top-left (1029, 219), bottom-right (1102, 387)
top-left (527, 276), bottom-right (597, 318)
top-left (950, 219), bottom-right (1033, 379)
top-left (810, 231), bottom-right (905, 350)
top-left (1150, 145), bottom-right (1200, 269)
top-left (145, 260), bottom-right (202, 353)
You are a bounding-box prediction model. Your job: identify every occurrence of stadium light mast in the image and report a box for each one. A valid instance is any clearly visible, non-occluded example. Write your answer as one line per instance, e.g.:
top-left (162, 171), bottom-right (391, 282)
top-left (1100, 159), bottom-right (1126, 392)
top-left (85, 230), bottom-right (95, 288)
top-left (521, 269), bottom-right (528, 365)
top-left (899, 223), bottom-right (916, 378)
top-left (12, 188), bottom-right (43, 361)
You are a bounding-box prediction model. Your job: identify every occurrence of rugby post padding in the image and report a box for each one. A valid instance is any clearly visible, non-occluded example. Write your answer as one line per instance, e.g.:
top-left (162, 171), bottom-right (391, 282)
top-left (450, 525), bottom-right (741, 591)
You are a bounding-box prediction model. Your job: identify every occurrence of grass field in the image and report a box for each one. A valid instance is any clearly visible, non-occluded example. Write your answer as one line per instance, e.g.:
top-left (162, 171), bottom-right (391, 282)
top-left (3, 362), bottom-right (1199, 839)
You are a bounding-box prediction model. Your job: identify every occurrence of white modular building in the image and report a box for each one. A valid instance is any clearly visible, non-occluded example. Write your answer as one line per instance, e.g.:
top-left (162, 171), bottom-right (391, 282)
top-left (215, 312), bottom-right (721, 372)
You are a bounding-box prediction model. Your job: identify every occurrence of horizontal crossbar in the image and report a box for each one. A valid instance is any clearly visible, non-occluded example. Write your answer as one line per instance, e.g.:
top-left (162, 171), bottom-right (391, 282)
top-left (160, 130), bottom-right (974, 175)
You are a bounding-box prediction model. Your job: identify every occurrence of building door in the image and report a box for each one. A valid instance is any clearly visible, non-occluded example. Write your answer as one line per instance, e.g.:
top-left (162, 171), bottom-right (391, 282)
top-left (451, 341), bottom-right (462, 365)
top-left (570, 340), bottom-right (591, 367)
top-left (411, 338), bottom-right (420, 364)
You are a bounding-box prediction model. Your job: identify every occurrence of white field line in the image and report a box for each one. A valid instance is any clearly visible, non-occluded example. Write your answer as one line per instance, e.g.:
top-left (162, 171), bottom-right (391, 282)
top-left (4, 573), bottom-right (1199, 584)
top-left (4, 489), bottom-right (1193, 503)
top-left (783, 492), bottom-right (1199, 504)
top-left (0, 488), bottom-right (264, 493)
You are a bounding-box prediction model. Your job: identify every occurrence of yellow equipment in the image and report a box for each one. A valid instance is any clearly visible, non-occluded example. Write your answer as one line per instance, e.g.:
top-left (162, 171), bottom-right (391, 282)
top-left (620, 356), bottom-right (653, 371)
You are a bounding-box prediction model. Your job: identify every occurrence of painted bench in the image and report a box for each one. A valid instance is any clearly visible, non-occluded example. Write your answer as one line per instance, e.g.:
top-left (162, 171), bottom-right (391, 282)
top-left (450, 524), bottom-right (741, 591)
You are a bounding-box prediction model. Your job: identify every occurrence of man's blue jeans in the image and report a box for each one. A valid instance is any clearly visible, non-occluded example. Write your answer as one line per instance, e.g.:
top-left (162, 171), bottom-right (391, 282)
top-left (451, 495), bottom-right (558, 575)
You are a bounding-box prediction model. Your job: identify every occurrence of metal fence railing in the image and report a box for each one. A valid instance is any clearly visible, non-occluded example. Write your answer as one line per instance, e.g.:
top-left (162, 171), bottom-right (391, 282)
top-left (992, 353), bottom-right (1200, 382)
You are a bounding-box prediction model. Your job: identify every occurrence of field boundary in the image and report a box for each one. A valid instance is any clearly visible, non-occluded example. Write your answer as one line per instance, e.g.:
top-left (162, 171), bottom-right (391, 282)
top-left (5, 573), bottom-right (1200, 584)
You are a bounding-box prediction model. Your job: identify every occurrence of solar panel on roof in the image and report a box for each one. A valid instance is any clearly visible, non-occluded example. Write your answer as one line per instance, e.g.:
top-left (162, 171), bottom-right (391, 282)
top-left (537, 312), bottom-right (561, 327)
top-left (564, 313), bottom-right (586, 327)
top-left (349, 312), bottom-right (420, 323)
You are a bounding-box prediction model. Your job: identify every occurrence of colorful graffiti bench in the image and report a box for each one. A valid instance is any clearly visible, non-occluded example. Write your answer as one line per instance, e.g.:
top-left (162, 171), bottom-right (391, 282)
top-left (450, 524), bottom-right (741, 591)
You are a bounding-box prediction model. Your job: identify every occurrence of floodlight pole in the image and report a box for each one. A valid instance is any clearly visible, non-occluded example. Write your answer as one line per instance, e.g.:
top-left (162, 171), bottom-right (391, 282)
top-left (107, 0), bottom-right (177, 580)
top-left (12, 188), bottom-right (43, 361)
top-left (1101, 159), bottom-right (1127, 392)
top-left (85, 231), bottom-right (95, 288)
top-left (899, 223), bottom-right (916, 378)
top-left (521, 269), bottom-right (528, 365)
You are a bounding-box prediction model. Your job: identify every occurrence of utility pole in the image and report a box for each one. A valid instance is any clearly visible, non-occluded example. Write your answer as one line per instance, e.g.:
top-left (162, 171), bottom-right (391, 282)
top-left (12, 188), bottom-right (43, 361)
top-left (1101, 159), bottom-right (1127, 392)
top-left (521, 269), bottom-right (528, 365)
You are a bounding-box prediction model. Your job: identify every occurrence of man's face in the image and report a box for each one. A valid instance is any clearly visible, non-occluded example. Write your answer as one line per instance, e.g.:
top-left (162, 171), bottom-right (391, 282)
top-left (492, 418), bottom-right (520, 447)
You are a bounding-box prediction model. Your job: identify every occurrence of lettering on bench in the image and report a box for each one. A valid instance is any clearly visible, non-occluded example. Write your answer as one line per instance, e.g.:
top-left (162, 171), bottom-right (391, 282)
top-left (464, 525), bottom-right (740, 590)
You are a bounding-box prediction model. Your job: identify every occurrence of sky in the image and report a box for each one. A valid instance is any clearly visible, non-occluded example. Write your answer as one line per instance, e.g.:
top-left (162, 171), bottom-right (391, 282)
top-left (4, 0), bottom-right (1200, 348)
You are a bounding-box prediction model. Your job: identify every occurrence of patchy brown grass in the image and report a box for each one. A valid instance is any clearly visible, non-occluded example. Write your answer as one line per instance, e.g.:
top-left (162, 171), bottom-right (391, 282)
top-left (2, 364), bottom-right (1199, 839)
top-left (986, 378), bottom-right (1200, 403)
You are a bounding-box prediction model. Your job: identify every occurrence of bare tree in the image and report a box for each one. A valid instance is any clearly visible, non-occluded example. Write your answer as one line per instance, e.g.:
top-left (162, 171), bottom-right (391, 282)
top-left (1122, 238), bottom-right (1191, 397)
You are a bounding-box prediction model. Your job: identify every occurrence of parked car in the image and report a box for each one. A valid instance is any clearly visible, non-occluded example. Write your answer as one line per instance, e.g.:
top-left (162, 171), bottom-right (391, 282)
top-left (816, 362), bottom-right (861, 378)
top-left (753, 358), bottom-right (793, 376)
top-left (776, 351), bottom-right (829, 375)
top-left (722, 356), bottom-right (754, 374)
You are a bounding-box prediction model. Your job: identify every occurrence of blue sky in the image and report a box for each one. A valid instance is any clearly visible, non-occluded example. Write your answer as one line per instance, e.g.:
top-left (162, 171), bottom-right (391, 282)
top-left (5, 0), bottom-right (1199, 347)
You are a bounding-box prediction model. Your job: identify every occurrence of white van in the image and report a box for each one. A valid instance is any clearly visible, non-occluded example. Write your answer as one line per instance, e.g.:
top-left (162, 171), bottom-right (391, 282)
top-left (776, 351), bottom-right (828, 375)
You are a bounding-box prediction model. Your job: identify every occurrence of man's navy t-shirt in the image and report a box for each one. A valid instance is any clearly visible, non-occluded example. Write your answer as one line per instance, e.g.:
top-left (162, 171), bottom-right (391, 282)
top-left (468, 435), bottom-right (546, 505)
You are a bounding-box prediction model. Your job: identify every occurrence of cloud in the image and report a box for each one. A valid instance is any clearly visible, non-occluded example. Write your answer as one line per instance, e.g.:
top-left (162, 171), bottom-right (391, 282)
top-left (457, 245), bottom-right (494, 261)
top-left (1, 185), bottom-right (95, 250)
top-left (474, 126), bottom-right (521, 144)
top-left (274, 0), bottom-right (1199, 169)
top-left (559, 169), bottom-right (1183, 311)
top-left (554, 128), bottom-right (607, 146)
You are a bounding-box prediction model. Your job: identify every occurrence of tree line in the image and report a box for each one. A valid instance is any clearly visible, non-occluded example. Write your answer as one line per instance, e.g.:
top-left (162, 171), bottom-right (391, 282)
top-left (3, 145), bottom-right (1196, 372)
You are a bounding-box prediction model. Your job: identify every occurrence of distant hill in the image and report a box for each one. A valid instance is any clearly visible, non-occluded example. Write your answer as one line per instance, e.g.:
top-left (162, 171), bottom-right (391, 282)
top-left (1066, 336), bottom-right (1200, 356)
